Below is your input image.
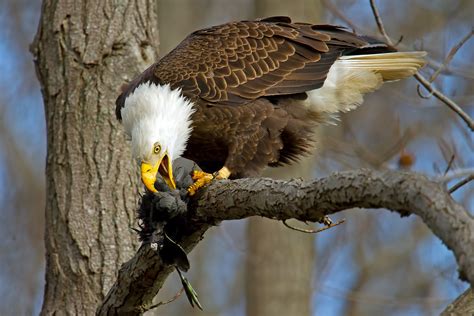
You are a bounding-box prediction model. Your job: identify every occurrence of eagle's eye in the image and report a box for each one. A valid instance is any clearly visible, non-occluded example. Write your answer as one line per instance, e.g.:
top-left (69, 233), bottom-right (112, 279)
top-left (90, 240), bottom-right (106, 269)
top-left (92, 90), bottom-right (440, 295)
top-left (153, 143), bottom-right (161, 154)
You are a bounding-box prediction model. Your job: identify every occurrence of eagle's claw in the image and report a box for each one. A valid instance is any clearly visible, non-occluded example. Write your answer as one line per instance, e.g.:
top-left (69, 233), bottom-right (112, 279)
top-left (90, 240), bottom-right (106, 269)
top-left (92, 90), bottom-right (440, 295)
top-left (188, 171), bottom-right (214, 196)
top-left (187, 167), bottom-right (231, 196)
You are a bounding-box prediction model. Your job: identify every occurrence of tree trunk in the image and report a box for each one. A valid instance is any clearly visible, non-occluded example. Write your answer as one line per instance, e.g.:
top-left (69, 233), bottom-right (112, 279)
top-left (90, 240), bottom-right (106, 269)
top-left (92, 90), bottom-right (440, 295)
top-left (246, 218), bottom-right (315, 316)
top-left (31, 1), bottom-right (159, 314)
top-left (246, 0), bottom-right (321, 316)
top-left (246, 154), bottom-right (317, 316)
top-left (245, 3), bottom-right (322, 315)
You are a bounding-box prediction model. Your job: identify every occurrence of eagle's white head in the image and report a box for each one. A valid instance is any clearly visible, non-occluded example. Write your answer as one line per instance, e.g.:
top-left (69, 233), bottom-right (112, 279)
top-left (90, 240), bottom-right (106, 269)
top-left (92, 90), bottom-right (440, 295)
top-left (120, 82), bottom-right (195, 192)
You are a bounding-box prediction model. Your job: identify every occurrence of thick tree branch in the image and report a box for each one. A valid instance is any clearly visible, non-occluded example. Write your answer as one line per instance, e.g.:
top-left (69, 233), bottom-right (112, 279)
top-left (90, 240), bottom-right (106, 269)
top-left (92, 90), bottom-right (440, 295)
top-left (97, 224), bottom-right (210, 315)
top-left (441, 287), bottom-right (474, 315)
top-left (98, 169), bottom-right (474, 315)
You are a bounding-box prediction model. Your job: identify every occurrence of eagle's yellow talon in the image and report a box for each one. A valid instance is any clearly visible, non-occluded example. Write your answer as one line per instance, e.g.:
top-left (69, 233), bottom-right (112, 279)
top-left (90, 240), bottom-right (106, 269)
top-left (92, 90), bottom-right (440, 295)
top-left (188, 171), bottom-right (214, 196)
top-left (192, 170), bottom-right (210, 181)
top-left (187, 167), bottom-right (231, 196)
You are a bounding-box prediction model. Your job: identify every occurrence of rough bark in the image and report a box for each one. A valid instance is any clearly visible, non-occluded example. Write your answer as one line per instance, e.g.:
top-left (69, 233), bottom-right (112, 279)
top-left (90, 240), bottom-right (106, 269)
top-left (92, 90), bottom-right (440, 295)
top-left (441, 288), bottom-right (474, 316)
top-left (31, 1), bottom-right (159, 314)
top-left (98, 169), bottom-right (474, 314)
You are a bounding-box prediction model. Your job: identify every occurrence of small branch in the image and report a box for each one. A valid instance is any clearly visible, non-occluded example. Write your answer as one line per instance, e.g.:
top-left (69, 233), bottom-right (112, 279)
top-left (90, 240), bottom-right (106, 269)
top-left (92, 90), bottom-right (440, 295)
top-left (369, 0), bottom-right (393, 45)
top-left (145, 288), bottom-right (184, 312)
top-left (449, 175), bottom-right (474, 193)
top-left (443, 154), bottom-right (456, 176)
top-left (415, 73), bottom-right (474, 131)
top-left (437, 168), bottom-right (474, 183)
top-left (368, 0), bottom-right (474, 131)
top-left (427, 28), bottom-right (473, 84)
top-left (282, 218), bottom-right (346, 234)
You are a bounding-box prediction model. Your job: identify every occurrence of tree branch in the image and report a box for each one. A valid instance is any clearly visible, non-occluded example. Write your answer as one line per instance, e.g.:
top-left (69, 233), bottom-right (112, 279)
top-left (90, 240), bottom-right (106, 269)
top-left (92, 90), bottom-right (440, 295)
top-left (425, 28), bottom-right (473, 84)
top-left (98, 169), bottom-right (474, 315)
top-left (441, 287), bottom-right (474, 315)
top-left (368, 0), bottom-right (474, 132)
top-left (414, 73), bottom-right (474, 131)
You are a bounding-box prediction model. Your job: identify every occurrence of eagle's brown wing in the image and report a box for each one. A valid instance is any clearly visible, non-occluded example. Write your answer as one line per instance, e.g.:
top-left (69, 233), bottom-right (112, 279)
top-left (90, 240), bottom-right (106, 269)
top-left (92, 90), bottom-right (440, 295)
top-left (116, 17), bottom-right (383, 119)
top-left (154, 17), bottom-right (373, 105)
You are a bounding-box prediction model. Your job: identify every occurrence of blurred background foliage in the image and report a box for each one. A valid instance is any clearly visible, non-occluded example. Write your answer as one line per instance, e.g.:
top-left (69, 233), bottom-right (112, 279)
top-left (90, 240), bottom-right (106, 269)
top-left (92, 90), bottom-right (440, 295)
top-left (0, 0), bottom-right (472, 315)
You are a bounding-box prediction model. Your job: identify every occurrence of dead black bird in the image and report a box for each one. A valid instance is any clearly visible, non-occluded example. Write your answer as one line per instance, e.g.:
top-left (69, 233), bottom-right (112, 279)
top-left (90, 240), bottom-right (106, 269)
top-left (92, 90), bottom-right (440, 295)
top-left (136, 158), bottom-right (203, 310)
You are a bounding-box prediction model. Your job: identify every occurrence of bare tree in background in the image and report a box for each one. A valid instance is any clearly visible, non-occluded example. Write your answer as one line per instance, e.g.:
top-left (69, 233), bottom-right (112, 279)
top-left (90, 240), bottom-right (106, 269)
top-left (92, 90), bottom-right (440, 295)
top-left (245, 1), bottom-right (322, 315)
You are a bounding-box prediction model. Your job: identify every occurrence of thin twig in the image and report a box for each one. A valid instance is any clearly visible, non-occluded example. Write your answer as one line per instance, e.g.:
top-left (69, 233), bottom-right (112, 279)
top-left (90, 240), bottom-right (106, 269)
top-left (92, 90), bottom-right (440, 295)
top-left (436, 168), bottom-right (474, 183)
top-left (443, 154), bottom-right (456, 176)
top-left (145, 288), bottom-right (184, 311)
top-left (282, 218), bottom-right (346, 234)
top-left (419, 28), bottom-right (474, 98)
top-left (425, 58), bottom-right (474, 80)
top-left (449, 175), bottom-right (474, 193)
top-left (429, 28), bottom-right (473, 84)
top-left (369, 0), bottom-right (393, 45)
top-left (415, 73), bottom-right (474, 131)
top-left (438, 137), bottom-right (459, 170)
top-left (368, 0), bottom-right (474, 132)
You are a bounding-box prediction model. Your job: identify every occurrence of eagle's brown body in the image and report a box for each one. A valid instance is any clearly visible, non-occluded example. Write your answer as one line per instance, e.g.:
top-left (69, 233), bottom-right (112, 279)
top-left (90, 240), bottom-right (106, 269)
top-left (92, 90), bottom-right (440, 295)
top-left (117, 17), bottom-right (424, 178)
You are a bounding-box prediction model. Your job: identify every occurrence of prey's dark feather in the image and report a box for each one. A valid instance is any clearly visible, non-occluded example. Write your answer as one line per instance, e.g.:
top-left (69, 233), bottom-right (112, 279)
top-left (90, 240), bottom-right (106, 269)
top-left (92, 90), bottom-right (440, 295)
top-left (135, 158), bottom-right (203, 309)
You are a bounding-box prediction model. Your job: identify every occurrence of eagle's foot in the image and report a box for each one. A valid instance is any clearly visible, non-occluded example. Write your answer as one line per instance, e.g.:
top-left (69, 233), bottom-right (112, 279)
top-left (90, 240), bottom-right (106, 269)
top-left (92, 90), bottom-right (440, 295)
top-left (187, 167), bottom-right (231, 196)
top-left (188, 171), bottom-right (214, 196)
top-left (191, 170), bottom-right (213, 181)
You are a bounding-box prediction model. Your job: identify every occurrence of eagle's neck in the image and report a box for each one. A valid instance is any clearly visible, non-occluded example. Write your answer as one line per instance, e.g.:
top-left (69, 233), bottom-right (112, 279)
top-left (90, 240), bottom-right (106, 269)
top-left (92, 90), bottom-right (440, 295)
top-left (120, 82), bottom-right (195, 161)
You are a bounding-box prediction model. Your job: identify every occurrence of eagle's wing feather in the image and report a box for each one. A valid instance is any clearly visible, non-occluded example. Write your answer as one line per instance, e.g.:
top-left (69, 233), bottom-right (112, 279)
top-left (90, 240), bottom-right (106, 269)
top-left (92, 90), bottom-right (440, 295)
top-left (152, 18), bottom-right (371, 105)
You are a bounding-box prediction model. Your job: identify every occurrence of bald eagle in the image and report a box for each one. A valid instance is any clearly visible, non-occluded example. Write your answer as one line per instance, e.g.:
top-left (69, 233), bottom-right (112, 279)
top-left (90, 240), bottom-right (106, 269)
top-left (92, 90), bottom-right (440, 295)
top-left (116, 17), bottom-right (425, 194)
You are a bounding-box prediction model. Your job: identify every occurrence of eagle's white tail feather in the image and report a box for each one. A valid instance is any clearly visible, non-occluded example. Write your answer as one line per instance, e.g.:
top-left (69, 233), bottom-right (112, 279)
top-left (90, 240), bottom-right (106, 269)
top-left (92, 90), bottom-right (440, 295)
top-left (305, 51), bottom-right (426, 114)
top-left (338, 51), bottom-right (427, 80)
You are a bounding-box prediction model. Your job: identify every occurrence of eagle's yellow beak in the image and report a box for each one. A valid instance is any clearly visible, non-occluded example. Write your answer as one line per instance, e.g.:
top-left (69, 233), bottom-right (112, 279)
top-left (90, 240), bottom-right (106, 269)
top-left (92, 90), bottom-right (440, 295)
top-left (141, 153), bottom-right (176, 192)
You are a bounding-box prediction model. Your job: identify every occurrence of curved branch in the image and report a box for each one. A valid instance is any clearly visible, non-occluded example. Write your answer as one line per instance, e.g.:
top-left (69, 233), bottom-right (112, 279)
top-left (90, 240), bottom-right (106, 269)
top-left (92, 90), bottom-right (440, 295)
top-left (98, 169), bottom-right (474, 314)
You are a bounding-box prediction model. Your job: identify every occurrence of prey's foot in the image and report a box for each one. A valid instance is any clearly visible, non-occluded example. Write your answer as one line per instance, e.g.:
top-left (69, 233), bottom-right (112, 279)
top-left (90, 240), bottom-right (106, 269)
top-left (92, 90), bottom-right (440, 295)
top-left (187, 167), bottom-right (231, 196)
